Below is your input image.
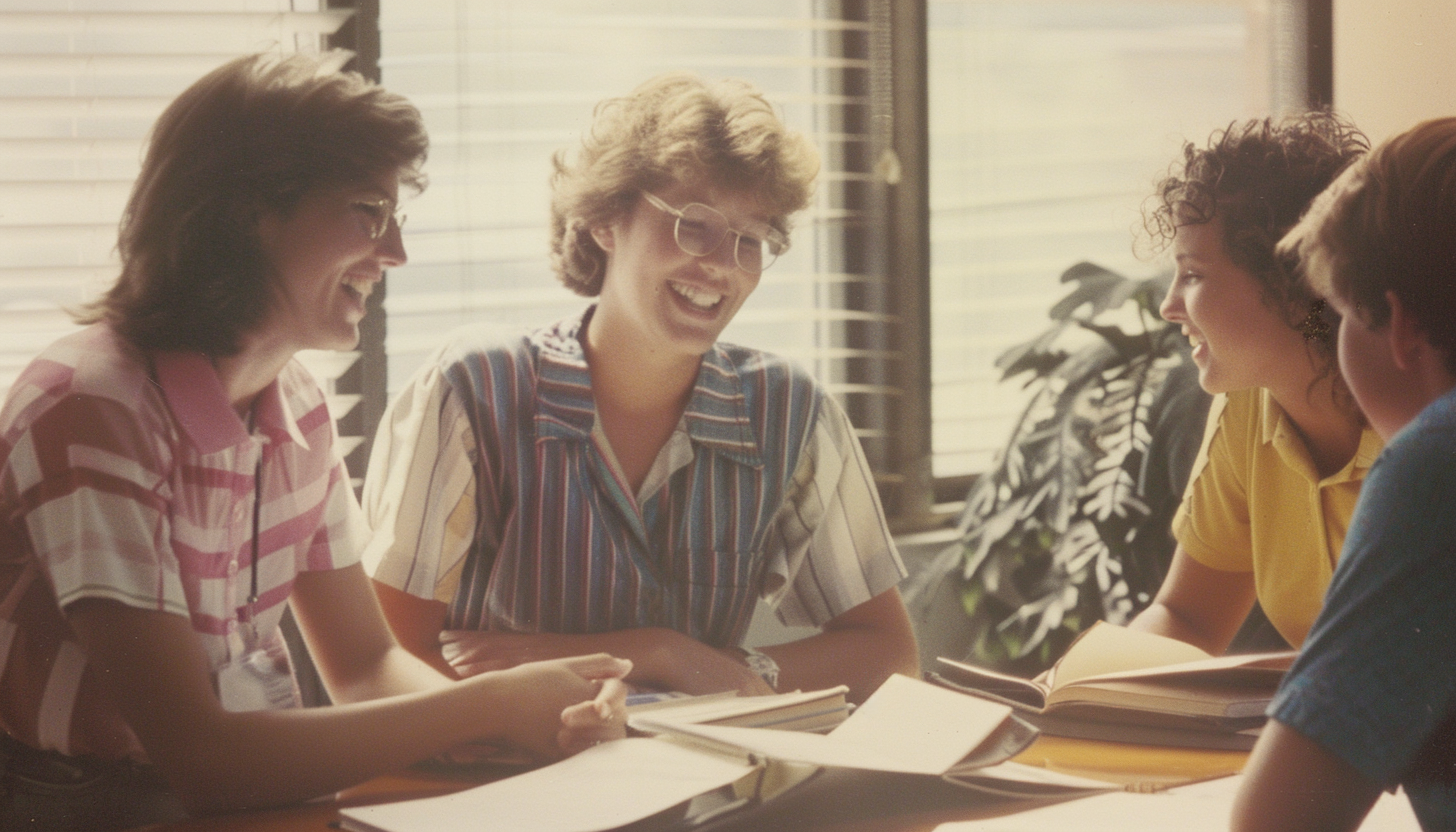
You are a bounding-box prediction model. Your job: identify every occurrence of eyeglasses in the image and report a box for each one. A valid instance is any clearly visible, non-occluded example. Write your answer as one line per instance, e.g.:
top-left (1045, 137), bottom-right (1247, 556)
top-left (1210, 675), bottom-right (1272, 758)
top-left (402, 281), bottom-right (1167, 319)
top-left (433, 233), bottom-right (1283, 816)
top-left (353, 197), bottom-right (407, 240)
top-left (641, 192), bottom-right (788, 273)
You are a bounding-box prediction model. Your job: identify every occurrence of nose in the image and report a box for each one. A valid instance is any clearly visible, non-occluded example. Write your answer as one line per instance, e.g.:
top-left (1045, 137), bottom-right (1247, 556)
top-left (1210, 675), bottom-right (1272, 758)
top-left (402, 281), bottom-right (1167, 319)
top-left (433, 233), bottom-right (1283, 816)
top-left (1159, 276), bottom-right (1185, 323)
top-left (376, 217), bottom-right (408, 267)
top-left (701, 232), bottom-right (744, 274)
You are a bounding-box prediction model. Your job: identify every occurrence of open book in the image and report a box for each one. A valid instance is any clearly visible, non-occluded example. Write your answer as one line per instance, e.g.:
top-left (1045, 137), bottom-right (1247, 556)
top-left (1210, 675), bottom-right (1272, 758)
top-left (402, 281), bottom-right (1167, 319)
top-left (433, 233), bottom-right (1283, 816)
top-left (928, 622), bottom-right (1296, 749)
top-left (339, 675), bottom-right (1114, 832)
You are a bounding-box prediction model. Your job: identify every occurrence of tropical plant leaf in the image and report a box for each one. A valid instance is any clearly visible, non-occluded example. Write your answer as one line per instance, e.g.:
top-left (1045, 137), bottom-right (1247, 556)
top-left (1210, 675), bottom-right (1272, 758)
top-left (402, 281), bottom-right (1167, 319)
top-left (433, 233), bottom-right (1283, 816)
top-left (1047, 262), bottom-right (1128, 321)
top-left (955, 263), bottom-right (1189, 674)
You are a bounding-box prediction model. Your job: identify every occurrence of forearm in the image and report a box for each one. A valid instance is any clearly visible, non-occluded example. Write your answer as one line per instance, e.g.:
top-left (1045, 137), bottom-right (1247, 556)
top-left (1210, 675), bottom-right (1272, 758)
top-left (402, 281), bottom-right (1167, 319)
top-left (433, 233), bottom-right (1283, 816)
top-left (1128, 546), bottom-right (1255, 656)
top-left (1127, 601), bottom-right (1234, 656)
top-left (763, 590), bottom-right (920, 703)
top-left (321, 642), bottom-right (453, 704)
top-left (170, 671), bottom-right (528, 813)
top-left (442, 627), bottom-right (770, 696)
top-left (1232, 721), bottom-right (1380, 832)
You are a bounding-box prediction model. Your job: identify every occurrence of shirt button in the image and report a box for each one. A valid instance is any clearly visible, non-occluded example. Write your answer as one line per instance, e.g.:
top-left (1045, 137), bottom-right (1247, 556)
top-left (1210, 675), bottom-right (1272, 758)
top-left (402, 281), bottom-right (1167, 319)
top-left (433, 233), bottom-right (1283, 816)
top-left (228, 560), bottom-right (238, 576)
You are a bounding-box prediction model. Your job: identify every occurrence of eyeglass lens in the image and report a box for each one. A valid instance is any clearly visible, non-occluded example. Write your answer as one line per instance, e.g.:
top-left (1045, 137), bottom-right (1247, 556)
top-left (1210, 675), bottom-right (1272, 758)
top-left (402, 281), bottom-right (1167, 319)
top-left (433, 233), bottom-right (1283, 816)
top-left (359, 200), bottom-right (406, 240)
top-left (672, 203), bottom-right (777, 272)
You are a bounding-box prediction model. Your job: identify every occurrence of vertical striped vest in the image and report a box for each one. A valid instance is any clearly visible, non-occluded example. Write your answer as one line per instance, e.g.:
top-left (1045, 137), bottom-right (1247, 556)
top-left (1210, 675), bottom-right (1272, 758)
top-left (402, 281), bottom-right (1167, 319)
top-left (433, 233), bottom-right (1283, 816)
top-left (439, 311), bottom-right (822, 648)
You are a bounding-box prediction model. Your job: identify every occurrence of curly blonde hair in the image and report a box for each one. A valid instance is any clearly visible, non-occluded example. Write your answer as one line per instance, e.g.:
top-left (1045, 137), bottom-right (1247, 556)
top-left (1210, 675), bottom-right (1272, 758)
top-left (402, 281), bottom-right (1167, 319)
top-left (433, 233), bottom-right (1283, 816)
top-left (550, 73), bottom-right (819, 296)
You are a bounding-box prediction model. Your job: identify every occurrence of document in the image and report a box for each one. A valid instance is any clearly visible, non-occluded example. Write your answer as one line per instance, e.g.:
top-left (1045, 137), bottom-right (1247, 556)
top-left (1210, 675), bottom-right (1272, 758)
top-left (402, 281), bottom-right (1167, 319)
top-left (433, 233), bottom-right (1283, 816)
top-left (338, 738), bottom-right (757, 832)
top-left (339, 675), bottom-right (1108, 832)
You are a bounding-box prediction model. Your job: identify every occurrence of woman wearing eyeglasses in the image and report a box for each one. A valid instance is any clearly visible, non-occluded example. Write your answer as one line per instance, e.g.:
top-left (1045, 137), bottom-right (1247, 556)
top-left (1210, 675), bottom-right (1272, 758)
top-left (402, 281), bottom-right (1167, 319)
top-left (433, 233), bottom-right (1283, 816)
top-left (0, 54), bottom-right (627, 829)
top-left (362, 73), bottom-right (919, 704)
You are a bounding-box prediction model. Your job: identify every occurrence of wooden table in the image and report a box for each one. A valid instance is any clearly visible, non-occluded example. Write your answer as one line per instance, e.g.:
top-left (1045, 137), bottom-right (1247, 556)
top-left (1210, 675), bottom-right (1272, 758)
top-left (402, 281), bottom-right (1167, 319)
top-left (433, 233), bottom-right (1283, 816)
top-left (128, 737), bottom-right (1249, 832)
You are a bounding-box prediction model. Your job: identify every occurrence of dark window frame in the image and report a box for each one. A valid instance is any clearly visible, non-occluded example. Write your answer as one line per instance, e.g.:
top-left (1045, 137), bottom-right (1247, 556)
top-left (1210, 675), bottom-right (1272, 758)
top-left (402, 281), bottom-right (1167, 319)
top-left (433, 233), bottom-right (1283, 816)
top-left (332, 0), bottom-right (1333, 531)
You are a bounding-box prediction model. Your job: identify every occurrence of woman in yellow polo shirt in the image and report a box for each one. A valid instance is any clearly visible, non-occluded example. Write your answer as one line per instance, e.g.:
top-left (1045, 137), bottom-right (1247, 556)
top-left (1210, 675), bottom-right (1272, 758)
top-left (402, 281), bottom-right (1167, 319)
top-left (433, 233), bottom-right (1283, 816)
top-left (1127, 112), bottom-right (1378, 654)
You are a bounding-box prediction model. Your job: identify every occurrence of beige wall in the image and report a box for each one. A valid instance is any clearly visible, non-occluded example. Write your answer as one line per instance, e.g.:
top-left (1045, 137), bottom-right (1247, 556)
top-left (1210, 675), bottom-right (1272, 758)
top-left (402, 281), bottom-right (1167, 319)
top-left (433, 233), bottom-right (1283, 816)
top-left (1334, 0), bottom-right (1456, 143)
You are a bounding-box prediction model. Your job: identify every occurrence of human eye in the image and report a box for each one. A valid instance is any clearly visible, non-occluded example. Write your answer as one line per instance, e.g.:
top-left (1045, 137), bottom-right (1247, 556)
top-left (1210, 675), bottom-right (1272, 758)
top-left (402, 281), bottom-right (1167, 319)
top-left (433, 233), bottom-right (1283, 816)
top-left (351, 199), bottom-right (394, 238)
top-left (353, 200), bottom-right (387, 221)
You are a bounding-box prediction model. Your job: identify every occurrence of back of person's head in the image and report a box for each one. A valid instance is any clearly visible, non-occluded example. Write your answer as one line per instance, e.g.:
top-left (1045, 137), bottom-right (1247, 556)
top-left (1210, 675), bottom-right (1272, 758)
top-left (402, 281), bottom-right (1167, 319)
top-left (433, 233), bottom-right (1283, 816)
top-left (1143, 112), bottom-right (1369, 358)
top-left (82, 51), bottom-right (428, 356)
top-left (550, 72), bottom-right (820, 296)
top-left (1284, 117), bottom-right (1456, 375)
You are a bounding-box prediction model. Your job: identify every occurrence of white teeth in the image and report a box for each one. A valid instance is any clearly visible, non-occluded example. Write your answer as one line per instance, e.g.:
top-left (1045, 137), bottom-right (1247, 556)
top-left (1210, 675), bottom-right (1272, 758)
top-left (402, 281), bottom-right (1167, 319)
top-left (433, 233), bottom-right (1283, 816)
top-left (342, 276), bottom-right (373, 301)
top-left (670, 282), bottom-right (722, 309)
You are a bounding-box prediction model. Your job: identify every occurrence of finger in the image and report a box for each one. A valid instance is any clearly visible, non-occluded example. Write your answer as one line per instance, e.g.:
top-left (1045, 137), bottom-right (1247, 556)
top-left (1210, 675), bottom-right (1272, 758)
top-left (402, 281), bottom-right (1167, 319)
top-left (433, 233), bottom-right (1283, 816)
top-left (451, 659), bottom-right (510, 678)
top-left (437, 629), bottom-right (477, 645)
top-left (560, 653), bottom-right (633, 679)
top-left (593, 677), bottom-right (629, 721)
top-left (560, 698), bottom-right (606, 728)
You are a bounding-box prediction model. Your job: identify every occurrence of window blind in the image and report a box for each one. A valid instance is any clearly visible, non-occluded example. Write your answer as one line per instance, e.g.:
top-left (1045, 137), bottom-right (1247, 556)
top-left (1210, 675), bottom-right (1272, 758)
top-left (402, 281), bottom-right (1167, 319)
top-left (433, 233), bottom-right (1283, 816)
top-left (927, 0), bottom-right (1306, 479)
top-left (0, 1), bottom-right (363, 463)
top-left (376, 1), bottom-right (902, 477)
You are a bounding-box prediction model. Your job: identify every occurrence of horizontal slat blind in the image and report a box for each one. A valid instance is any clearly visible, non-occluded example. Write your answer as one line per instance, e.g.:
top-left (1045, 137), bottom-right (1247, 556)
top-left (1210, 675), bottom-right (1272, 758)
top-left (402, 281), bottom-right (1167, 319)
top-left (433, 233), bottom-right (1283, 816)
top-left (927, 0), bottom-right (1286, 478)
top-left (377, 1), bottom-right (897, 471)
top-left (0, 2), bottom-right (360, 457)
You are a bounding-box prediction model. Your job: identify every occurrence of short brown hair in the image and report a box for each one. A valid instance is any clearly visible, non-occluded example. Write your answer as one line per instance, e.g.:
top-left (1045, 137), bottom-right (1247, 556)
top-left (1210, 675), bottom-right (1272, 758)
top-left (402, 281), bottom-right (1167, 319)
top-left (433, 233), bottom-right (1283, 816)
top-left (81, 52), bottom-right (428, 355)
top-left (549, 72), bottom-right (819, 296)
top-left (1142, 112), bottom-right (1368, 362)
top-left (1283, 117), bottom-right (1456, 375)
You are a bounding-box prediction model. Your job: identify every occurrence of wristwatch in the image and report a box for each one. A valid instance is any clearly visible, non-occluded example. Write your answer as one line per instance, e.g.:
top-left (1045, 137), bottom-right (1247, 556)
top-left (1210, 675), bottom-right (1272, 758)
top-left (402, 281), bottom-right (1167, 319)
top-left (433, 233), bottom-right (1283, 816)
top-left (739, 646), bottom-right (780, 690)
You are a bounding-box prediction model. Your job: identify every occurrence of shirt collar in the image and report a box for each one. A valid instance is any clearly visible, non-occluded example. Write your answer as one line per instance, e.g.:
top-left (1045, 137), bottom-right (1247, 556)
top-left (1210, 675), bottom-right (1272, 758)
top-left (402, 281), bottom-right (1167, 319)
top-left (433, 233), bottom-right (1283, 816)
top-left (1258, 386), bottom-right (1380, 483)
top-left (153, 351), bottom-right (310, 455)
top-left (533, 307), bottom-right (763, 468)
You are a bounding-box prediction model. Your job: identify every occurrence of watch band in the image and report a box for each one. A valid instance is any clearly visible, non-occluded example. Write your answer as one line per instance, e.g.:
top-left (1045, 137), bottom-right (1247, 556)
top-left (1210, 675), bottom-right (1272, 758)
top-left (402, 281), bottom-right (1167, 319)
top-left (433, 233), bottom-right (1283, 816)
top-left (740, 646), bottom-right (780, 690)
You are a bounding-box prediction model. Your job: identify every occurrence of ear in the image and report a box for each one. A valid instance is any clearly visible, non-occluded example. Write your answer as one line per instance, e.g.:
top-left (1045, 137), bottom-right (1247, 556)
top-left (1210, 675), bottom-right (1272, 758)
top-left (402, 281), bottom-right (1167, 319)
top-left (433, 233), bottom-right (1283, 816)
top-left (1384, 290), bottom-right (1425, 372)
top-left (589, 224), bottom-right (615, 254)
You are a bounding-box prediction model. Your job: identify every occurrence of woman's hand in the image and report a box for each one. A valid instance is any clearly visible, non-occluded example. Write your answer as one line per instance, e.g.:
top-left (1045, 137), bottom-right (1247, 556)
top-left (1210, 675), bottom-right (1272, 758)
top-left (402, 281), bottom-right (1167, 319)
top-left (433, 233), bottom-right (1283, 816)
top-left (558, 675), bottom-right (630, 755)
top-left (488, 653), bottom-right (631, 761)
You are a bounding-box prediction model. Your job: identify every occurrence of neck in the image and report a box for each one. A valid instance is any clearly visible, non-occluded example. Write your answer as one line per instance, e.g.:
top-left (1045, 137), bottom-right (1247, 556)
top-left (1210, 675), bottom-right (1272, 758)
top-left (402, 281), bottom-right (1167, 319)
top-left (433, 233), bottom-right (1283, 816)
top-left (583, 310), bottom-right (701, 416)
top-left (1267, 371), bottom-right (1364, 479)
top-left (213, 336), bottom-right (295, 419)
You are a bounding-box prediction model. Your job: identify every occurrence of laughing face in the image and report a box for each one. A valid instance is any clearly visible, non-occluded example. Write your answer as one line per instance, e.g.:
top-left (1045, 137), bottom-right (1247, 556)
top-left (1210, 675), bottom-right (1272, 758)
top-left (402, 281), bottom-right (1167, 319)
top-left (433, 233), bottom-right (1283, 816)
top-left (1161, 218), bottom-right (1306, 395)
top-left (588, 180), bottom-right (768, 362)
top-left (254, 171), bottom-right (406, 353)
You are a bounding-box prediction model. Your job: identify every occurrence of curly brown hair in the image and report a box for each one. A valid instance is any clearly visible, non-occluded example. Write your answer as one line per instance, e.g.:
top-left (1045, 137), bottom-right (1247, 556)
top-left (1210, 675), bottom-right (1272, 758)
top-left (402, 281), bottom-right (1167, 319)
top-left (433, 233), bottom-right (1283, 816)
top-left (1142, 112), bottom-right (1368, 362)
top-left (549, 72), bottom-right (819, 296)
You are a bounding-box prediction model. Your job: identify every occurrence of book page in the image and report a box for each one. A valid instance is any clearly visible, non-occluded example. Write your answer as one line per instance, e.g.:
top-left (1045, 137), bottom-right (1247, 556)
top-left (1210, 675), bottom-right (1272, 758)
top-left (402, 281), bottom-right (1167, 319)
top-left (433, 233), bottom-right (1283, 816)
top-left (338, 738), bottom-right (755, 832)
top-left (625, 686), bottom-right (849, 732)
top-left (637, 675), bottom-right (1014, 776)
top-left (1049, 622), bottom-right (1214, 689)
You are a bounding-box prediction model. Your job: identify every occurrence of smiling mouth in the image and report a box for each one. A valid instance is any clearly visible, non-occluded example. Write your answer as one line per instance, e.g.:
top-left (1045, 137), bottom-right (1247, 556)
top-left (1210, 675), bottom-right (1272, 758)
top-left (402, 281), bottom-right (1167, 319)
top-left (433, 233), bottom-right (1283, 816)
top-left (342, 275), bottom-right (376, 303)
top-left (669, 281), bottom-right (724, 311)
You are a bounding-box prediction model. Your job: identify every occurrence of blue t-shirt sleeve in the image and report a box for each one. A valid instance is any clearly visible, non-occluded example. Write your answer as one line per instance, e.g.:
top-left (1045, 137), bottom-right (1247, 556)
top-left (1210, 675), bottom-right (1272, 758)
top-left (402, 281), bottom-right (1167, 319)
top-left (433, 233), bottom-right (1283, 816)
top-left (1269, 407), bottom-right (1456, 787)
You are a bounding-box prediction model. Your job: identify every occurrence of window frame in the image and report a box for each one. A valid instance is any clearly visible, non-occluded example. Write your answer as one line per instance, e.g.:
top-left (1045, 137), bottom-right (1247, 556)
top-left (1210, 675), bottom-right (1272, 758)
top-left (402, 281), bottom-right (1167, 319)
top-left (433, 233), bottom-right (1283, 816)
top-left (328, 0), bottom-right (1332, 530)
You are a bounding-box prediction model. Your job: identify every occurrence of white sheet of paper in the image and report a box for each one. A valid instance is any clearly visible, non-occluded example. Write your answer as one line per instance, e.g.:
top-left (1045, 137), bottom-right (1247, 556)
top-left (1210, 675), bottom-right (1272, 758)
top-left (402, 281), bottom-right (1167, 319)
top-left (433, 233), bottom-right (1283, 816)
top-left (634, 674), bottom-right (1014, 776)
top-left (338, 737), bottom-right (755, 832)
top-left (931, 774), bottom-right (1424, 832)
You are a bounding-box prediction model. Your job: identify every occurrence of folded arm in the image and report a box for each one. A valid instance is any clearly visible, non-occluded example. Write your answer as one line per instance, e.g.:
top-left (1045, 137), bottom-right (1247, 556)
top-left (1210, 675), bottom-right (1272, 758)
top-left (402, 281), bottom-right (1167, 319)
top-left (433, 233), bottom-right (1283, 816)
top-left (384, 580), bottom-right (917, 703)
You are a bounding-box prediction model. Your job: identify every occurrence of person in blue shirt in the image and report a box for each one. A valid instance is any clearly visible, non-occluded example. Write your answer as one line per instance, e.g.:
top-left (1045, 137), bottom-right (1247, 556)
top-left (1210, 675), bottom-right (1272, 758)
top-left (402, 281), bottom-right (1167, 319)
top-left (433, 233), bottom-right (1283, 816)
top-left (1234, 117), bottom-right (1456, 831)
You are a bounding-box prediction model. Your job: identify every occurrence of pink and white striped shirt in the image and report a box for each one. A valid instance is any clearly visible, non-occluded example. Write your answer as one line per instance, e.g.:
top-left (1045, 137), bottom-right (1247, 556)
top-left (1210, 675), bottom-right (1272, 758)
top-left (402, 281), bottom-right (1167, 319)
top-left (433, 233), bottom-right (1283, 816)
top-left (0, 325), bottom-right (365, 760)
